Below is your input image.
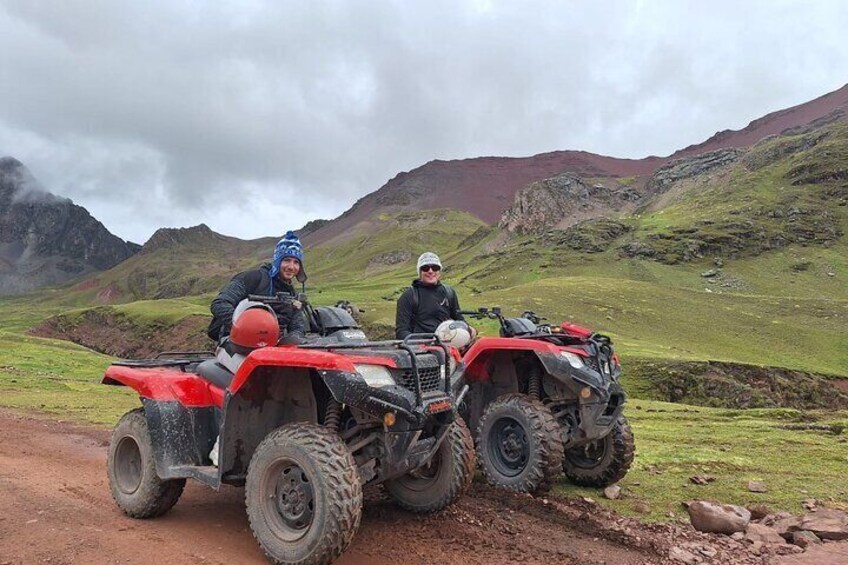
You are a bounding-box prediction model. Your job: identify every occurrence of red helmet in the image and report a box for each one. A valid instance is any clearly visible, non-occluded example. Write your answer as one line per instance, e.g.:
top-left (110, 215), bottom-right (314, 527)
top-left (229, 306), bottom-right (279, 349)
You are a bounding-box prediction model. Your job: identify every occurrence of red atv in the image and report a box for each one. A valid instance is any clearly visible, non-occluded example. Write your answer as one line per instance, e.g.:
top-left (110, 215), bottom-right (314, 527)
top-left (103, 294), bottom-right (475, 565)
top-left (458, 307), bottom-right (633, 494)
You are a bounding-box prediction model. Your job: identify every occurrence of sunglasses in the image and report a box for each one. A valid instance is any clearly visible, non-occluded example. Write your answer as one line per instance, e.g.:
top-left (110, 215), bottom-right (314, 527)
top-left (420, 265), bottom-right (441, 273)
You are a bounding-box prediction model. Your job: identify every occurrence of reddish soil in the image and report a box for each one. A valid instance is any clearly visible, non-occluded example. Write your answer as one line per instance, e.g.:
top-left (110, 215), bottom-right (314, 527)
top-left (833, 379), bottom-right (848, 394)
top-left (0, 409), bottom-right (835, 565)
top-left (30, 313), bottom-right (210, 359)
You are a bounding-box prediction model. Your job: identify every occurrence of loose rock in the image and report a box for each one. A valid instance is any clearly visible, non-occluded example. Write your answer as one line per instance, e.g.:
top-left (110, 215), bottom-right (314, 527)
top-left (687, 500), bottom-right (751, 534)
top-left (669, 546), bottom-right (701, 564)
top-left (790, 530), bottom-right (822, 548)
top-left (603, 485), bottom-right (621, 500)
top-left (747, 481), bottom-right (768, 493)
top-left (748, 503), bottom-right (770, 520)
top-left (745, 523), bottom-right (786, 545)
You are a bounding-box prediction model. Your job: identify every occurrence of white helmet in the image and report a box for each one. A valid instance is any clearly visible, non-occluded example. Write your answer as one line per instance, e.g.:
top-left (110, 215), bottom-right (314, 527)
top-left (435, 320), bottom-right (472, 349)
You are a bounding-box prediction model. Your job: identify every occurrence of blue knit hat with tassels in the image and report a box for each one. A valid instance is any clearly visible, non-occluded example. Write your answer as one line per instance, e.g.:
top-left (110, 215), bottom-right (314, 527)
top-left (270, 231), bottom-right (307, 283)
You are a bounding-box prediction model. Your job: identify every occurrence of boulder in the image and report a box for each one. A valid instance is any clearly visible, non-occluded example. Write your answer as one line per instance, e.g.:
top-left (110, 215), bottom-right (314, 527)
top-left (793, 508), bottom-right (848, 541)
top-left (688, 501), bottom-right (751, 534)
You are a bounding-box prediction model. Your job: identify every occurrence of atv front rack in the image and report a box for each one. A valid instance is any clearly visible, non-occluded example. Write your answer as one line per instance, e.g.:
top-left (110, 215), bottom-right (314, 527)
top-left (300, 334), bottom-right (452, 404)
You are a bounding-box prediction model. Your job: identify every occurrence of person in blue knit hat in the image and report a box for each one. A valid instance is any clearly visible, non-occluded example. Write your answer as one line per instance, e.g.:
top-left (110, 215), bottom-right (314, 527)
top-left (208, 230), bottom-right (307, 343)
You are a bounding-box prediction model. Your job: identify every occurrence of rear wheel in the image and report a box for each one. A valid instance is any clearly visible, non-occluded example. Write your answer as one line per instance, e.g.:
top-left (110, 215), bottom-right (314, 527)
top-left (107, 408), bottom-right (185, 518)
top-left (477, 394), bottom-right (564, 494)
top-left (562, 415), bottom-right (635, 487)
top-left (385, 417), bottom-right (475, 514)
top-left (246, 424), bottom-right (362, 565)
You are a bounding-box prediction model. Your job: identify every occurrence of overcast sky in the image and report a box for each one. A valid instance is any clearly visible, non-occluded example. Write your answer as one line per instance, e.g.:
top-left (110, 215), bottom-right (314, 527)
top-left (1, 1), bottom-right (847, 243)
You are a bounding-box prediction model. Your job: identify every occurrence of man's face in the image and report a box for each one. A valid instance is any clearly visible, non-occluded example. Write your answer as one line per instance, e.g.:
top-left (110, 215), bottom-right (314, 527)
top-left (419, 264), bottom-right (441, 285)
top-left (279, 257), bottom-right (301, 282)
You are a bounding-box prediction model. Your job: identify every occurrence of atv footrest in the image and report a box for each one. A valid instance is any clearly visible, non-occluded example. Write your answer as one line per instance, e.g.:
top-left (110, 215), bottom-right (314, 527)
top-left (168, 465), bottom-right (220, 489)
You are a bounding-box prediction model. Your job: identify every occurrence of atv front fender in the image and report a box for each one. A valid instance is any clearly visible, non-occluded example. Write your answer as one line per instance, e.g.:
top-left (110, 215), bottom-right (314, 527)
top-left (227, 347), bottom-right (358, 393)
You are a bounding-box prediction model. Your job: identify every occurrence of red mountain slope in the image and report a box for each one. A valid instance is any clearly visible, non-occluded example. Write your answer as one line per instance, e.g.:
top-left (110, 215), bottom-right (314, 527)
top-left (307, 83), bottom-right (848, 245)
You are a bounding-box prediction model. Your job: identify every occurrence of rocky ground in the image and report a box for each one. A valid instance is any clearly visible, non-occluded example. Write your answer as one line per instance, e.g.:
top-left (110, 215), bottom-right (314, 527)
top-left (1, 409), bottom-right (846, 564)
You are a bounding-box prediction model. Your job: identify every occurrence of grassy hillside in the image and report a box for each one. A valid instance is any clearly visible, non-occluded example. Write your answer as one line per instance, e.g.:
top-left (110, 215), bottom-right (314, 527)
top-left (53, 227), bottom-right (273, 307)
top-left (1, 118), bottom-right (848, 519)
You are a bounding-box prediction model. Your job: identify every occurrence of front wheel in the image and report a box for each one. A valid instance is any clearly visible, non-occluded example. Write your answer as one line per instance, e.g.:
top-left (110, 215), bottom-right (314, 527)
top-left (385, 418), bottom-right (476, 514)
top-left (107, 408), bottom-right (185, 518)
top-left (562, 415), bottom-right (635, 487)
top-left (245, 424), bottom-right (363, 565)
top-left (476, 394), bottom-right (565, 494)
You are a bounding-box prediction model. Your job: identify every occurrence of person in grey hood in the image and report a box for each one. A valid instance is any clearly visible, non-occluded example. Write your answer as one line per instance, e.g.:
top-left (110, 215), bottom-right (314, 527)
top-left (395, 252), bottom-right (475, 340)
top-left (207, 231), bottom-right (307, 344)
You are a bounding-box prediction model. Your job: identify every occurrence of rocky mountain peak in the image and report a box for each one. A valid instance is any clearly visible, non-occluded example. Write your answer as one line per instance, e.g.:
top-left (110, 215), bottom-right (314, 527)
top-left (140, 224), bottom-right (231, 254)
top-left (0, 158), bottom-right (140, 295)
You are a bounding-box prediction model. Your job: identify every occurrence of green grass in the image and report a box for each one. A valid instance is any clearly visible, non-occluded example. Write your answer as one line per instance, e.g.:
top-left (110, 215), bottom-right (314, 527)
top-left (0, 331), bottom-right (137, 425)
top-left (554, 401), bottom-right (848, 520)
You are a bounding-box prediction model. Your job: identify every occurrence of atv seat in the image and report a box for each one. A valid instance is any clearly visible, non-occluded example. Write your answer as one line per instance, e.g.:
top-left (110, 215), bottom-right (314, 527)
top-left (195, 359), bottom-right (234, 390)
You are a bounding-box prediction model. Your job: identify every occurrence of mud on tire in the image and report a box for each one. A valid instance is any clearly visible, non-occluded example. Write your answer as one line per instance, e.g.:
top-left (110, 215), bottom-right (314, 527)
top-left (385, 417), bottom-right (476, 514)
top-left (107, 408), bottom-right (186, 519)
top-left (562, 415), bottom-right (635, 487)
top-left (476, 394), bottom-right (564, 494)
top-left (245, 423), bottom-right (363, 565)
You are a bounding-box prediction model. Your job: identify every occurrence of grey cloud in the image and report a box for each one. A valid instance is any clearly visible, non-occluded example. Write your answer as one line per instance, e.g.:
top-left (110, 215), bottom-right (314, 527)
top-left (1, 0), bottom-right (847, 242)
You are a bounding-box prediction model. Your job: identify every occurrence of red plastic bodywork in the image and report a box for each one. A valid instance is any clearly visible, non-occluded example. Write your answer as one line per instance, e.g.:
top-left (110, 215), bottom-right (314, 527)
top-left (103, 346), bottom-right (404, 407)
top-left (461, 337), bottom-right (587, 382)
top-left (559, 321), bottom-right (593, 339)
top-left (103, 366), bottom-right (226, 408)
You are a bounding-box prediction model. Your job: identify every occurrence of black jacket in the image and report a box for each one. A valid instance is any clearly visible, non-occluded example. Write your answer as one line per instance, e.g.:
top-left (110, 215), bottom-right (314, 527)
top-left (208, 263), bottom-right (306, 343)
top-left (395, 279), bottom-right (465, 339)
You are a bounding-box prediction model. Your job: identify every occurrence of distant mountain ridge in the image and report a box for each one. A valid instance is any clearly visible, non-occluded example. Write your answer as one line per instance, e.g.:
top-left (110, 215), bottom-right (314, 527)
top-left (306, 83), bottom-right (848, 245)
top-left (0, 157), bottom-right (140, 295)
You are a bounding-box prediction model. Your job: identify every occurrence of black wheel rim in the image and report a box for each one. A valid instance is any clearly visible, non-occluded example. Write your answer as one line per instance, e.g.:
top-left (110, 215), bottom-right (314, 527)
top-left (114, 436), bottom-right (143, 494)
top-left (487, 417), bottom-right (530, 478)
top-left (396, 449), bottom-right (443, 492)
top-left (261, 460), bottom-right (315, 541)
top-left (565, 437), bottom-right (609, 469)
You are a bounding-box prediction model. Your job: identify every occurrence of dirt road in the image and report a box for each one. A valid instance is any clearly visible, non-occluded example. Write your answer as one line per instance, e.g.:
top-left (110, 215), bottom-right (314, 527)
top-left (0, 410), bottom-right (821, 565)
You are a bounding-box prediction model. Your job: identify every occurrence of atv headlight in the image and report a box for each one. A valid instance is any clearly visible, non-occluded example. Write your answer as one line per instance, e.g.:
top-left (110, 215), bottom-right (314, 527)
top-left (354, 364), bottom-right (396, 388)
top-left (560, 351), bottom-right (586, 369)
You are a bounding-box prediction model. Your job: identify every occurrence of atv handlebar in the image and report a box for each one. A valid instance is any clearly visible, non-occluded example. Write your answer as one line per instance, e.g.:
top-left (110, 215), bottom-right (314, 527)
top-left (459, 307), bottom-right (503, 320)
top-left (247, 291), bottom-right (308, 306)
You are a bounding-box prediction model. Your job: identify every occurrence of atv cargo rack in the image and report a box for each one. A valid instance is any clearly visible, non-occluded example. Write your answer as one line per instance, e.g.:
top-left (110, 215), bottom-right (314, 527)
top-left (112, 351), bottom-right (213, 370)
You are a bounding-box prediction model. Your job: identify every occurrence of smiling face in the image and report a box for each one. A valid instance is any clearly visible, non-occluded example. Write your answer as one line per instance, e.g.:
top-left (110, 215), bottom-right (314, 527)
top-left (419, 264), bottom-right (441, 285)
top-left (279, 257), bottom-right (301, 283)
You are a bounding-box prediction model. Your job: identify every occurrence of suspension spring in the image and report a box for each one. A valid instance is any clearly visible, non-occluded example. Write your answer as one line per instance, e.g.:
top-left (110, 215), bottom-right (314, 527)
top-left (528, 373), bottom-right (541, 400)
top-left (324, 399), bottom-right (342, 431)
